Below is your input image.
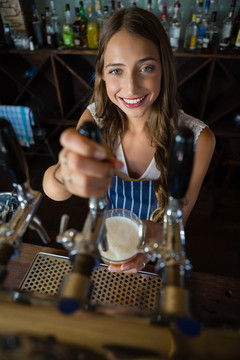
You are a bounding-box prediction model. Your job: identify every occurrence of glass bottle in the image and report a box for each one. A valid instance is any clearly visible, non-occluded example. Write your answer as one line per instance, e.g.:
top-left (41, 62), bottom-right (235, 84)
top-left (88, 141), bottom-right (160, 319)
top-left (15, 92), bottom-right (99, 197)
top-left (103, 6), bottom-right (110, 24)
top-left (202, 11), bottom-right (219, 53)
top-left (96, 0), bottom-right (104, 29)
top-left (50, 1), bottom-right (61, 46)
top-left (87, 6), bottom-right (99, 49)
top-left (116, 1), bottom-right (121, 11)
top-left (169, 1), bottom-right (181, 52)
top-left (146, 0), bottom-right (152, 12)
top-left (73, 7), bottom-right (81, 48)
top-left (195, 0), bottom-right (204, 24)
top-left (31, 2), bottom-right (44, 48)
top-left (62, 4), bottom-right (74, 47)
top-left (45, 6), bottom-right (57, 48)
top-left (197, 0), bottom-right (210, 49)
top-left (184, 13), bottom-right (198, 52)
top-left (160, 2), bottom-right (169, 36)
top-left (230, 6), bottom-right (240, 50)
top-left (111, 1), bottom-right (116, 14)
top-left (219, 0), bottom-right (237, 51)
top-left (79, 1), bottom-right (88, 48)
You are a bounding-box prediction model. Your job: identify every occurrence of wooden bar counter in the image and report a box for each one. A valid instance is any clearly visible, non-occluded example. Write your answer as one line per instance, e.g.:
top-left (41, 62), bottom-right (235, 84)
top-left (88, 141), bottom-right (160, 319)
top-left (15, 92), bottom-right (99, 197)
top-left (0, 242), bottom-right (239, 359)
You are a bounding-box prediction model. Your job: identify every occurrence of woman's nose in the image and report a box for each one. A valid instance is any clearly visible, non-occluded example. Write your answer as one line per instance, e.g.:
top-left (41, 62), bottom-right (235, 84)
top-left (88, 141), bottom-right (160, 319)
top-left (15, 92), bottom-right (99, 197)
top-left (124, 71), bottom-right (139, 95)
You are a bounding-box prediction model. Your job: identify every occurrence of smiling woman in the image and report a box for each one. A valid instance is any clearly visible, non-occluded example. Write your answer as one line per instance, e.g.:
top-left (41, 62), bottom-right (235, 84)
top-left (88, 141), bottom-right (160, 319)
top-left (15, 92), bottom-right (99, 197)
top-left (43, 7), bottom-right (215, 274)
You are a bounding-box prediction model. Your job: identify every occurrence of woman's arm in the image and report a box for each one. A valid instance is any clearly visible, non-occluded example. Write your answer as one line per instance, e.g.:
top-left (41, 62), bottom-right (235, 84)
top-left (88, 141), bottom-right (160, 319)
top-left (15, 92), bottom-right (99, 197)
top-left (183, 127), bottom-right (215, 224)
top-left (43, 108), bottom-right (122, 201)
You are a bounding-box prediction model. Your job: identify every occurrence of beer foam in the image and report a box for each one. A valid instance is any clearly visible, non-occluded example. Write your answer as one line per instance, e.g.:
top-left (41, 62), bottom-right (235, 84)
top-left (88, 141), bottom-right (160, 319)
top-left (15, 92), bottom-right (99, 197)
top-left (99, 216), bottom-right (140, 262)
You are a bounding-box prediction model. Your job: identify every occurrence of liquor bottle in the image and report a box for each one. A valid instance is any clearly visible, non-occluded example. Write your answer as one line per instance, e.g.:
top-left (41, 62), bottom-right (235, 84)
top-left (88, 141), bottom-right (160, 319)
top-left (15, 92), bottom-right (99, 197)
top-left (231, 7), bottom-right (240, 48)
top-left (103, 6), bottom-right (110, 23)
top-left (62, 4), bottom-right (74, 47)
top-left (195, 0), bottom-right (204, 24)
top-left (87, 6), bottom-right (99, 49)
top-left (168, 1), bottom-right (181, 52)
top-left (184, 13), bottom-right (198, 52)
top-left (111, 0), bottom-right (116, 14)
top-left (96, 0), bottom-right (104, 29)
top-left (50, 0), bottom-right (61, 46)
top-left (3, 23), bottom-right (14, 47)
top-left (79, 1), bottom-right (88, 48)
top-left (146, 0), bottom-right (152, 12)
top-left (73, 7), bottom-right (81, 47)
top-left (45, 6), bottom-right (57, 48)
top-left (41, 13), bottom-right (47, 46)
top-left (116, 1), bottom-right (121, 11)
top-left (196, 0), bottom-right (210, 49)
top-left (219, 0), bottom-right (237, 51)
top-left (160, 2), bottom-right (169, 36)
top-left (31, 2), bottom-right (44, 48)
top-left (202, 11), bottom-right (219, 53)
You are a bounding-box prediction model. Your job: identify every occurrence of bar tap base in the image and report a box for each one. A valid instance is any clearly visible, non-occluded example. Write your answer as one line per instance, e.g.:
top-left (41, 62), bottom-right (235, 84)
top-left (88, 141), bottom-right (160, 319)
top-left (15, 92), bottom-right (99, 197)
top-left (159, 286), bottom-right (190, 319)
top-left (0, 246), bottom-right (240, 360)
top-left (0, 295), bottom-right (239, 360)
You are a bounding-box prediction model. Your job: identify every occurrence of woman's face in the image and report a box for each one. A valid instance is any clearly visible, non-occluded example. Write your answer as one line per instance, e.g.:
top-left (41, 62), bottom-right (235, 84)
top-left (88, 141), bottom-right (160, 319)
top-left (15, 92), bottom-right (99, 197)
top-left (102, 28), bottom-right (162, 123)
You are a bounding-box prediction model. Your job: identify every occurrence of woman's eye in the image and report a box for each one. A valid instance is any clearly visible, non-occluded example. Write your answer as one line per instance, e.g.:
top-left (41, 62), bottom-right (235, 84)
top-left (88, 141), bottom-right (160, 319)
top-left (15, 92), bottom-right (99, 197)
top-left (141, 66), bottom-right (154, 72)
top-left (109, 69), bottom-right (122, 75)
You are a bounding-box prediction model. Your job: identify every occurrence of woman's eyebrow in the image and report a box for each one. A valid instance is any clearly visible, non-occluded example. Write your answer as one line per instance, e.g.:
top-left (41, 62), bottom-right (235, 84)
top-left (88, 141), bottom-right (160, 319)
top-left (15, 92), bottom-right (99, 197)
top-left (105, 62), bottom-right (124, 69)
top-left (105, 57), bottom-right (158, 69)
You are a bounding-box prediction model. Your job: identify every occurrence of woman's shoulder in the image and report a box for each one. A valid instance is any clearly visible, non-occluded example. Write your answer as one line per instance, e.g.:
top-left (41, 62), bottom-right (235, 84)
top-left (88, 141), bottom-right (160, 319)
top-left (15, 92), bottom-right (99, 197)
top-left (178, 110), bottom-right (208, 144)
top-left (87, 103), bottom-right (103, 126)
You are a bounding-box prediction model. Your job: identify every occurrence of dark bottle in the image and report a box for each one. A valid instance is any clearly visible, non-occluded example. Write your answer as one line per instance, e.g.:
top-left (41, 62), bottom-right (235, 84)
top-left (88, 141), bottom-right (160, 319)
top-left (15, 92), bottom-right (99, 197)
top-left (73, 2), bottom-right (88, 48)
top-left (3, 23), bottom-right (14, 48)
top-left (73, 7), bottom-right (81, 47)
top-left (31, 2), bottom-right (44, 48)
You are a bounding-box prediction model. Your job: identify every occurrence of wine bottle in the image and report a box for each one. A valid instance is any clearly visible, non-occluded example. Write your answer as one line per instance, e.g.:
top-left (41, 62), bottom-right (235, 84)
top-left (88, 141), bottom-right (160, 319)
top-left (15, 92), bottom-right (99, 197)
top-left (31, 2), bottom-right (44, 48)
top-left (219, 0), bottom-right (237, 51)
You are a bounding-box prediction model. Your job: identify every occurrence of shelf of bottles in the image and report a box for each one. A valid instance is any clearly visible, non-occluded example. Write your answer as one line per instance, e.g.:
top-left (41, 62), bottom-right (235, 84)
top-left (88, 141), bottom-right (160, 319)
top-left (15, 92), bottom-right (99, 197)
top-left (0, 0), bottom-right (240, 130)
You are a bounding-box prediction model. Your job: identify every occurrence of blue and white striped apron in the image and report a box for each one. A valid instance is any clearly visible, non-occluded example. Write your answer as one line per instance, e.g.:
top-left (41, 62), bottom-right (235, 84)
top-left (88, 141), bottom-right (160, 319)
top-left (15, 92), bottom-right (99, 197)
top-left (107, 174), bottom-right (158, 220)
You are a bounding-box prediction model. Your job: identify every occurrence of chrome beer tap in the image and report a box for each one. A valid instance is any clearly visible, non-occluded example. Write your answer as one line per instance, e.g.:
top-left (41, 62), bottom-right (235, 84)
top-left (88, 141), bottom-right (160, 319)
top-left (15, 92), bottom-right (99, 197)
top-left (57, 121), bottom-right (108, 314)
top-left (0, 118), bottom-right (50, 283)
top-left (157, 127), bottom-right (194, 318)
top-left (139, 127), bottom-right (195, 319)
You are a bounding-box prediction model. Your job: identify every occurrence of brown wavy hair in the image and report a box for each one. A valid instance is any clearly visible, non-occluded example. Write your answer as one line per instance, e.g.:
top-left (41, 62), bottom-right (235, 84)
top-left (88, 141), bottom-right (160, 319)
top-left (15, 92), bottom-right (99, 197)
top-left (90, 7), bottom-right (180, 222)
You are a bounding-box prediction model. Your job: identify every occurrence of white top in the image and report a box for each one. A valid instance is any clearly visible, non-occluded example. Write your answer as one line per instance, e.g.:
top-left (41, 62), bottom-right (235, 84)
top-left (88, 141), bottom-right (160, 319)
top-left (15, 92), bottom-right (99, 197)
top-left (88, 103), bottom-right (208, 180)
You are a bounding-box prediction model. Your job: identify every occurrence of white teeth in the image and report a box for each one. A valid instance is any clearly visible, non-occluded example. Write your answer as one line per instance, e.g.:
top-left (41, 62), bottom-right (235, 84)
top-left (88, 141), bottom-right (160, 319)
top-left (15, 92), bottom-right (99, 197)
top-left (122, 96), bottom-right (145, 104)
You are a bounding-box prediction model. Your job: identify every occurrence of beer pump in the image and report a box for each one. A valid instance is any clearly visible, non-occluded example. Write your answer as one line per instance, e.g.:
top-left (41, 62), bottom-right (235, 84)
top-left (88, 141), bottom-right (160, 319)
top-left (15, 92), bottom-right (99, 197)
top-left (57, 121), bottom-right (108, 314)
top-left (57, 121), bottom-right (195, 320)
top-left (0, 118), bottom-right (50, 283)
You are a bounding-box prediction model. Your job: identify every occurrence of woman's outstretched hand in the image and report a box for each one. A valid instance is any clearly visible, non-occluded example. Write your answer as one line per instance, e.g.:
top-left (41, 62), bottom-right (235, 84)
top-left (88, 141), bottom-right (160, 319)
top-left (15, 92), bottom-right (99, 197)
top-left (59, 128), bottom-right (123, 199)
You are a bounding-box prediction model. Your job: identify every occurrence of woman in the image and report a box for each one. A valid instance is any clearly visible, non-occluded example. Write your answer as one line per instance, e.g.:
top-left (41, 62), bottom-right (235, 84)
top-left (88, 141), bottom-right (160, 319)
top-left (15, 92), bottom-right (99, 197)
top-left (43, 7), bottom-right (215, 273)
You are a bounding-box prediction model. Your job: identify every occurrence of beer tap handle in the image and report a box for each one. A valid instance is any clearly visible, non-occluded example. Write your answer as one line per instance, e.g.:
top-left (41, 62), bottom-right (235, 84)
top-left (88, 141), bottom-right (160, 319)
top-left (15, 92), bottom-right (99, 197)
top-left (0, 118), bottom-right (29, 185)
top-left (167, 127), bottom-right (194, 199)
top-left (58, 121), bottom-right (106, 314)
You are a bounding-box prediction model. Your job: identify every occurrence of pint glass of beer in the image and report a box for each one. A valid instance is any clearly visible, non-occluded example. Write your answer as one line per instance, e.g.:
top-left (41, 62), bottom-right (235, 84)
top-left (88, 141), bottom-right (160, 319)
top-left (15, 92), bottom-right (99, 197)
top-left (99, 209), bottom-right (144, 266)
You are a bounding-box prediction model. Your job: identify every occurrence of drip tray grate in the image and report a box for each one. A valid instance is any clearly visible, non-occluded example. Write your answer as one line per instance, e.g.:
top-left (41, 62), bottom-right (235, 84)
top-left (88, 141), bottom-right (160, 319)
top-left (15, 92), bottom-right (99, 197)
top-left (20, 252), bottom-right (162, 312)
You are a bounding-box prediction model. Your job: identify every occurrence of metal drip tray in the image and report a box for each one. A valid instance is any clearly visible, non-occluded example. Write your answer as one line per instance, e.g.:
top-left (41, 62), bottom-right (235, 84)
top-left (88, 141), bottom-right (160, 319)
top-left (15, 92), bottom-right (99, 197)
top-left (20, 252), bottom-right (162, 311)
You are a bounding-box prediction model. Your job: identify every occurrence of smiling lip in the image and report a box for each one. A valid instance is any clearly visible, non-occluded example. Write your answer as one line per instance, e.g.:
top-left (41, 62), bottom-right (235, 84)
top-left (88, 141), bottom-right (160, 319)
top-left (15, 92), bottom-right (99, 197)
top-left (120, 95), bottom-right (148, 108)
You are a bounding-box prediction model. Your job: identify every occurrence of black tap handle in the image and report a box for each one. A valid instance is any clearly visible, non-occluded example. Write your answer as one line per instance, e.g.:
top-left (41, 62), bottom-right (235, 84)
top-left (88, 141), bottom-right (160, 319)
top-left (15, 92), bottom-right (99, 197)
top-left (0, 118), bottom-right (29, 185)
top-left (79, 121), bottom-right (102, 145)
top-left (58, 122), bottom-right (104, 314)
top-left (167, 127), bottom-right (194, 199)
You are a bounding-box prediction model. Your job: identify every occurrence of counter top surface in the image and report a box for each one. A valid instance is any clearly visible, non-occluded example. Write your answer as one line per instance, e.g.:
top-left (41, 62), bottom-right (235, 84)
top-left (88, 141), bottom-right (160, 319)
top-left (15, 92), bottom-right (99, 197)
top-left (0, 243), bottom-right (240, 360)
top-left (3, 242), bottom-right (240, 327)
